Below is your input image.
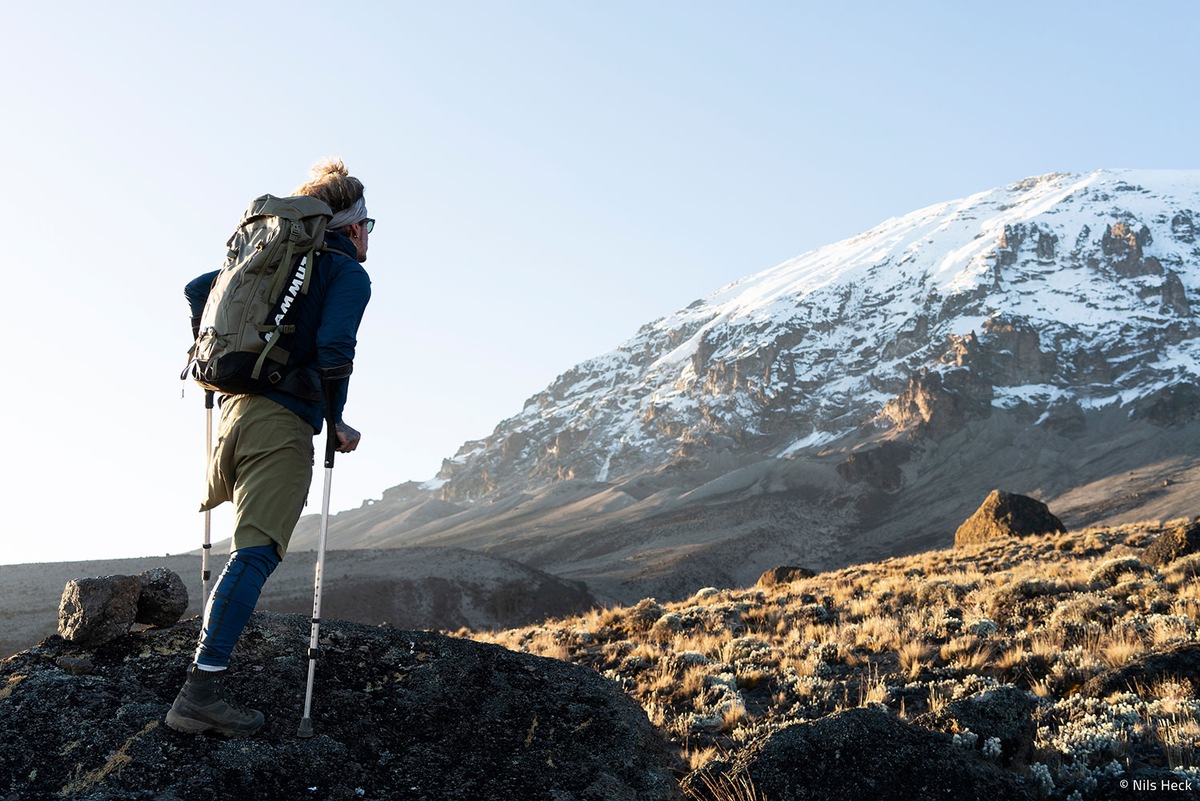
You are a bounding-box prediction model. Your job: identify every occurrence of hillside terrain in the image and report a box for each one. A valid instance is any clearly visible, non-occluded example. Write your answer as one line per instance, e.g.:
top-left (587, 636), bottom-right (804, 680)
top-left (472, 516), bottom-right (1200, 799)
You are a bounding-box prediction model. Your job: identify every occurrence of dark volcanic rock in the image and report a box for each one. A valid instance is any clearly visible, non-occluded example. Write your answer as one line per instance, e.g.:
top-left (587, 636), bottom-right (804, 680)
top-left (954, 490), bottom-right (1066, 547)
top-left (1142, 519), bottom-right (1200, 567)
top-left (135, 567), bottom-right (189, 627)
top-left (1080, 642), bottom-right (1200, 699)
top-left (58, 574), bottom-right (142, 647)
top-left (0, 613), bottom-right (684, 801)
top-left (686, 707), bottom-right (1035, 801)
top-left (913, 686), bottom-right (1039, 767)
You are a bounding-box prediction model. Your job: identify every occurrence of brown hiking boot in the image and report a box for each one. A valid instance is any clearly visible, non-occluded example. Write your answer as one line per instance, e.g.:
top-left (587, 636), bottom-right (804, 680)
top-left (165, 666), bottom-right (264, 737)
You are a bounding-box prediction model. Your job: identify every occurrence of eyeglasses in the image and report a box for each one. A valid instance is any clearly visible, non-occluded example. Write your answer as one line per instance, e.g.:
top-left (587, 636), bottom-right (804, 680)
top-left (362, 218), bottom-right (375, 234)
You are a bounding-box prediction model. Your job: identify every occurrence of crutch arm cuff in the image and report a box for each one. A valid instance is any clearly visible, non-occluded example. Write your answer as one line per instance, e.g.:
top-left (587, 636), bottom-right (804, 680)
top-left (319, 363), bottom-right (353, 381)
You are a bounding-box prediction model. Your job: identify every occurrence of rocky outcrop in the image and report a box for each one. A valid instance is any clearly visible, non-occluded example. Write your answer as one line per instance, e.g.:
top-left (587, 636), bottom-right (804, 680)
top-left (685, 707), bottom-right (1035, 801)
top-left (1142, 519), bottom-right (1200, 566)
top-left (1161, 269), bottom-right (1192, 316)
top-left (756, 566), bottom-right (816, 588)
top-left (880, 369), bottom-right (992, 439)
top-left (1101, 221), bottom-right (1161, 278)
top-left (836, 441), bottom-right (912, 491)
top-left (954, 490), bottom-right (1066, 547)
top-left (0, 613), bottom-right (685, 801)
top-left (1133, 383), bottom-right (1200, 427)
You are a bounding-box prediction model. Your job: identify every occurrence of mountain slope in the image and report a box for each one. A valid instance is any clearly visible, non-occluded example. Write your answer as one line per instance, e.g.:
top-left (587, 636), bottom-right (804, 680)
top-left (292, 169), bottom-right (1200, 603)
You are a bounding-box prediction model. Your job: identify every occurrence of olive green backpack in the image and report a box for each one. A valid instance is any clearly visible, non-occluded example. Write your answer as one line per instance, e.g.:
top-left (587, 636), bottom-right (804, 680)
top-left (186, 194), bottom-right (332, 397)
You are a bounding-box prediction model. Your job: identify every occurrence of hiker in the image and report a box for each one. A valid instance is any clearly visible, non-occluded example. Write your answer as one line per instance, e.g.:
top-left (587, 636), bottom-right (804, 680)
top-left (166, 158), bottom-right (374, 737)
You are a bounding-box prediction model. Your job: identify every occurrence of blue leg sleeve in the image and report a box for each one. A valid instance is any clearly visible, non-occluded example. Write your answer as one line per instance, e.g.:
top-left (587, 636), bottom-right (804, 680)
top-left (194, 545), bottom-right (281, 669)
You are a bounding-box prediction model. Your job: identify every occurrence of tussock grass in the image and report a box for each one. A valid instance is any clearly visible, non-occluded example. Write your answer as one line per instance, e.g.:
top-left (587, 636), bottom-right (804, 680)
top-left (464, 517), bottom-right (1200, 797)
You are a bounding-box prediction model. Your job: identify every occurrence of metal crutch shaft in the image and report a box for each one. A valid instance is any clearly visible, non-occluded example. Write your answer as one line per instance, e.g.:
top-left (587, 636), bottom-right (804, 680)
top-left (298, 378), bottom-right (341, 738)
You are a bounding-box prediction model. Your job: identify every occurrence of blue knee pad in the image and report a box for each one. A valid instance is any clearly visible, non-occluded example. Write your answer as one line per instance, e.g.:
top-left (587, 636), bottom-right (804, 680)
top-left (194, 545), bottom-right (281, 670)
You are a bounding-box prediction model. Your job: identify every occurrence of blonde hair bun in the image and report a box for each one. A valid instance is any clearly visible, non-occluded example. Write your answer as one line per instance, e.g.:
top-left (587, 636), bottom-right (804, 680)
top-left (294, 157), bottom-right (364, 215)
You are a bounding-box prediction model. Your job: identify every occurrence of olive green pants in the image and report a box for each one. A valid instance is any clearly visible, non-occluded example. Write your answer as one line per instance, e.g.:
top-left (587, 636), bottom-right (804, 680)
top-left (201, 394), bottom-right (314, 559)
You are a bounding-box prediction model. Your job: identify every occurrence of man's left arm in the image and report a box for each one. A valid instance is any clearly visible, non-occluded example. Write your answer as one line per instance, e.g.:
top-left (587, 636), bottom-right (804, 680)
top-left (316, 265), bottom-right (372, 450)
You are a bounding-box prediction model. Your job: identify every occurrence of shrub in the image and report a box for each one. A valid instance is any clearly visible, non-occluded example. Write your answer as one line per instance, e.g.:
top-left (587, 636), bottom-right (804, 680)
top-left (1089, 556), bottom-right (1153, 588)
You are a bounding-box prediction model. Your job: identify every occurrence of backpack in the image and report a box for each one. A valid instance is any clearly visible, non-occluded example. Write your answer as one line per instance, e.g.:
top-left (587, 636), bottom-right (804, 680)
top-left (186, 194), bottom-right (332, 397)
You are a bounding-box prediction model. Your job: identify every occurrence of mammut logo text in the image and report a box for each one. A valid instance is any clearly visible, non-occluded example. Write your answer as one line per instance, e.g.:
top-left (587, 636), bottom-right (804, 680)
top-left (263, 257), bottom-right (307, 343)
top-left (275, 259), bottom-right (307, 325)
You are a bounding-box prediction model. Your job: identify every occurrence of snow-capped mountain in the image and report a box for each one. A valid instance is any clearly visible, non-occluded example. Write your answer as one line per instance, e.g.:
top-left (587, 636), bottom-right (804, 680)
top-left (294, 169), bottom-right (1200, 604)
top-left (433, 169), bottom-right (1198, 498)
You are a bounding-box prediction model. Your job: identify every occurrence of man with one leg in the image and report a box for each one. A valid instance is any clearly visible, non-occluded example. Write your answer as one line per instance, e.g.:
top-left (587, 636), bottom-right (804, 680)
top-left (167, 158), bottom-right (374, 736)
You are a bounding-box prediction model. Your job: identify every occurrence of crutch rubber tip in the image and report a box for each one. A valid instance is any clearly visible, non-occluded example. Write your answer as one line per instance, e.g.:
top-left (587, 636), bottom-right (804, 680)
top-left (297, 718), bottom-right (314, 738)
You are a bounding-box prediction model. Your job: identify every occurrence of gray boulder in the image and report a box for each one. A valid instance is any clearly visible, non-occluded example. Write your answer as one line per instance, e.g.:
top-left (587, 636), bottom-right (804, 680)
top-left (57, 574), bottom-right (142, 647)
top-left (58, 568), bottom-right (190, 648)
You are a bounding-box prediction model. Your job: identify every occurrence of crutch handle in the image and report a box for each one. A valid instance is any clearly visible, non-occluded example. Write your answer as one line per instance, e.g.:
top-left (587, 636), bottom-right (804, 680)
top-left (319, 365), bottom-right (350, 469)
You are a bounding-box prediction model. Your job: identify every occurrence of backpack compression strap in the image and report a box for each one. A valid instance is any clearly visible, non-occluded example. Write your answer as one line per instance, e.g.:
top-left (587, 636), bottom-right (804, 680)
top-left (251, 224), bottom-right (320, 384)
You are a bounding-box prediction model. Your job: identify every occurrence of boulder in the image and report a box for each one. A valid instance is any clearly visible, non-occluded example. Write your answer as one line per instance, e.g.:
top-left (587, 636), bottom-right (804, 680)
top-left (913, 686), bottom-right (1039, 767)
top-left (1142, 519), bottom-right (1200, 567)
top-left (1080, 643), bottom-right (1200, 699)
top-left (954, 490), bottom-right (1065, 547)
top-left (57, 568), bottom-right (190, 647)
top-left (757, 566), bottom-right (816, 588)
top-left (136, 567), bottom-right (189, 626)
top-left (1, 613), bottom-right (685, 801)
top-left (57, 574), bottom-right (142, 647)
top-left (686, 707), bottom-right (1034, 801)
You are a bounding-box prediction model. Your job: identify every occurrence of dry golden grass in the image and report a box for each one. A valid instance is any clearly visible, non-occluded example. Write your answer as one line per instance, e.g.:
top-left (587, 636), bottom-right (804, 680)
top-left (466, 517), bottom-right (1200, 794)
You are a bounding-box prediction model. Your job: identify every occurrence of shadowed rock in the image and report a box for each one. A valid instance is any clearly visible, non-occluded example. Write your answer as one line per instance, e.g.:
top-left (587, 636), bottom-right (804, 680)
top-left (954, 490), bottom-right (1065, 547)
top-left (685, 707), bottom-right (1035, 801)
top-left (136, 567), bottom-right (189, 626)
top-left (1, 613), bottom-right (685, 801)
top-left (1142, 519), bottom-right (1200, 566)
top-left (1080, 642), bottom-right (1200, 699)
top-left (914, 686), bottom-right (1039, 767)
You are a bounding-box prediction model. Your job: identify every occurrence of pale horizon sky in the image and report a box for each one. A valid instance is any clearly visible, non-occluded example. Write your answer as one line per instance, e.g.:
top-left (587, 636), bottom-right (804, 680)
top-left (3, 1), bottom-right (1198, 567)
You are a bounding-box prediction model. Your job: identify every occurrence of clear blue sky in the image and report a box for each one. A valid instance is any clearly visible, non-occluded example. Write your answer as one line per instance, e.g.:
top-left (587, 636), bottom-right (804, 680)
top-left (2, 1), bottom-right (1197, 566)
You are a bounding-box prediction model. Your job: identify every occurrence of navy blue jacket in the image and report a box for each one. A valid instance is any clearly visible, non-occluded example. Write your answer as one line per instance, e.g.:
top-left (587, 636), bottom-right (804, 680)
top-left (186, 229), bottom-right (371, 433)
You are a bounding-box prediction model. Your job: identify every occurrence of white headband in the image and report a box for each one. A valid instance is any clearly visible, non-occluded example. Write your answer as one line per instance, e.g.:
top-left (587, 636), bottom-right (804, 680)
top-left (329, 197), bottom-right (368, 230)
